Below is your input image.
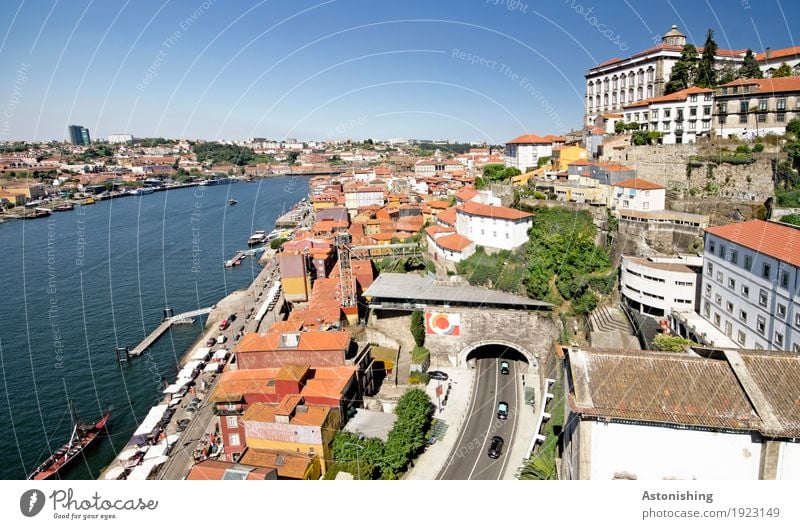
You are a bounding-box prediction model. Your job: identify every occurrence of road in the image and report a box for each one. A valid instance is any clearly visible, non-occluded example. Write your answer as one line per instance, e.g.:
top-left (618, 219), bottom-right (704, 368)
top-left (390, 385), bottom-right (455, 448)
top-left (437, 357), bottom-right (520, 480)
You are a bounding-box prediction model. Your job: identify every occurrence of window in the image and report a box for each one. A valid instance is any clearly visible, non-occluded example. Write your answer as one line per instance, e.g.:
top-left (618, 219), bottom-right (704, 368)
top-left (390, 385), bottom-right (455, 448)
top-left (794, 343), bottom-right (800, 353)
top-left (651, 109), bottom-right (658, 119)
top-left (690, 106), bottom-right (697, 117)
top-left (663, 121), bottom-right (670, 131)
top-left (744, 254), bottom-right (752, 271)
top-left (757, 315), bottom-right (766, 335)
top-left (777, 98), bottom-right (786, 110)
top-left (677, 109), bottom-right (684, 121)
top-left (763, 263), bottom-right (771, 279)
top-left (704, 93), bottom-right (712, 101)
top-left (758, 113), bottom-right (767, 123)
top-left (758, 98), bottom-right (767, 111)
top-left (715, 294), bottom-right (722, 305)
top-left (796, 312), bottom-right (800, 328)
top-left (706, 262), bottom-right (713, 276)
top-left (775, 332), bottom-right (784, 348)
top-left (728, 277), bottom-right (736, 290)
top-left (759, 289), bottom-right (768, 307)
top-left (228, 433), bottom-right (241, 446)
top-left (703, 106), bottom-right (711, 116)
top-left (725, 321), bottom-right (733, 337)
top-left (741, 284), bottom-right (750, 297)
top-left (719, 244), bottom-right (725, 257)
top-left (778, 112), bottom-right (786, 122)
top-left (726, 301), bottom-right (734, 313)
top-left (777, 304), bottom-right (786, 318)
top-left (713, 313), bottom-right (721, 326)
top-left (505, 233), bottom-right (509, 239)
top-left (737, 330), bottom-right (746, 345)
top-left (705, 284), bottom-right (712, 297)
top-left (716, 271), bottom-right (723, 283)
top-left (226, 416), bottom-right (238, 428)
top-left (739, 309), bottom-right (747, 323)
top-left (703, 301), bottom-right (711, 317)
top-left (708, 239), bottom-right (715, 253)
top-left (643, 202), bottom-right (649, 209)
top-left (689, 94), bottom-right (697, 102)
top-left (664, 109), bottom-right (671, 118)
top-left (730, 249), bottom-right (738, 264)
top-left (780, 271), bottom-right (789, 288)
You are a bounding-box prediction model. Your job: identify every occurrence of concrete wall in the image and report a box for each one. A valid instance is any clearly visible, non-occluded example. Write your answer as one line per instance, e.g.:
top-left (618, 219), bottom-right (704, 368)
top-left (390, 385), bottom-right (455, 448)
top-left (600, 144), bottom-right (776, 201)
top-left (777, 441), bottom-right (800, 480)
top-left (587, 421), bottom-right (762, 479)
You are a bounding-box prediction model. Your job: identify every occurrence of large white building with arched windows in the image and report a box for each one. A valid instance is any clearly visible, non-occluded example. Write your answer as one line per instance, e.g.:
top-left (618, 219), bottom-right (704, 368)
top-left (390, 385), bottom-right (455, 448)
top-left (585, 25), bottom-right (746, 126)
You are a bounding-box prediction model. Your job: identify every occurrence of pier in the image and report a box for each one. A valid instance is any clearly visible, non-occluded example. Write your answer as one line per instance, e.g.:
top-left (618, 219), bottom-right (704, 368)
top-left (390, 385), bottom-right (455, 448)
top-left (126, 307), bottom-right (214, 358)
top-left (225, 251), bottom-right (247, 267)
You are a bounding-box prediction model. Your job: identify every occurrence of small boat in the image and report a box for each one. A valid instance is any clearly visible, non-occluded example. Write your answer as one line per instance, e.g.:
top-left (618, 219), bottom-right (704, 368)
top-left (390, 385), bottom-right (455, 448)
top-left (247, 230), bottom-right (267, 246)
top-left (28, 404), bottom-right (111, 480)
top-left (54, 203), bottom-right (74, 211)
top-left (228, 198), bottom-right (238, 206)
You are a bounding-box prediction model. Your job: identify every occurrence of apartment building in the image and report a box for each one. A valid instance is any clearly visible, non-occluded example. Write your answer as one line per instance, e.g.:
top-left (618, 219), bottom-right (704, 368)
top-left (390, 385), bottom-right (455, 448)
top-left (699, 220), bottom-right (800, 352)
top-left (504, 134), bottom-right (565, 172)
top-left (455, 201), bottom-right (532, 251)
top-left (756, 46), bottom-right (800, 78)
top-left (622, 86), bottom-right (715, 144)
top-left (620, 255), bottom-right (701, 317)
top-left (714, 76), bottom-right (800, 138)
top-left (610, 178), bottom-right (665, 211)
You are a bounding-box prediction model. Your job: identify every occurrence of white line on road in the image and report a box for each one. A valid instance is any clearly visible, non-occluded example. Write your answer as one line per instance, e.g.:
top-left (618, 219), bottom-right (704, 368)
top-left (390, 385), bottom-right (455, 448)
top-left (497, 364), bottom-right (521, 480)
top-left (437, 360), bottom-right (483, 479)
top-left (467, 358), bottom-right (499, 480)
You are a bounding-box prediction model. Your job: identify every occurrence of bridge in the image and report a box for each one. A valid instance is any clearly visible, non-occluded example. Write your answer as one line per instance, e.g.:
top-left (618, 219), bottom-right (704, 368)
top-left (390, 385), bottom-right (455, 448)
top-left (126, 307), bottom-right (214, 358)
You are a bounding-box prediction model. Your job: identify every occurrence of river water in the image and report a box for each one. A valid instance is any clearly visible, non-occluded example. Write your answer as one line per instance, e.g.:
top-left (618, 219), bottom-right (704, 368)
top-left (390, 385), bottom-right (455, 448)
top-left (0, 176), bottom-right (308, 479)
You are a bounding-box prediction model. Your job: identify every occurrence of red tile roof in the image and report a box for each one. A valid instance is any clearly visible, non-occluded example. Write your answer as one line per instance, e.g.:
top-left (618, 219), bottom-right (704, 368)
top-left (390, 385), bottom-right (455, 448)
top-left (506, 134), bottom-right (557, 145)
top-left (456, 201), bottom-right (533, 221)
top-left (425, 225), bottom-right (455, 238)
top-left (436, 207), bottom-right (457, 226)
top-left (705, 220), bottom-right (800, 268)
top-left (455, 187), bottom-right (478, 201)
top-left (236, 330), bottom-right (351, 353)
top-left (434, 233), bottom-right (474, 252)
top-left (614, 178), bottom-right (664, 190)
top-left (718, 76), bottom-right (800, 94)
top-left (186, 460), bottom-right (275, 480)
top-left (623, 86), bottom-right (713, 109)
top-left (755, 46), bottom-right (800, 62)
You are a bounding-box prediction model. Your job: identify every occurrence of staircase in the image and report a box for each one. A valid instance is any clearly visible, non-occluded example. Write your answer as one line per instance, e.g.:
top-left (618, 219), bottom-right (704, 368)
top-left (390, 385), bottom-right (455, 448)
top-left (589, 305), bottom-right (632, 333)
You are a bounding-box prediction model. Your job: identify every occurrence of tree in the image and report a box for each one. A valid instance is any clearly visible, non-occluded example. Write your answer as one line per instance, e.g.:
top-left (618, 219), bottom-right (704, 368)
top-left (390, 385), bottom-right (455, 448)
top-left (695, 29), bottom-right (718, 88)
top-left (519, 451), bottom-right (555, 480)
top-left (786, 118), bottom-right (800, 137)
top-left (739, 49), bottom-right (763, 79)
top-left (410, 310), bottom-right (425, 347)
top-left (652, 333), bottom-right (696, 352)
top-left (381, 388), bottom-right (433, 478)
top-left (717, 63), bottom-right (737, 84)
top-left (772, 62), bottom-right (793, 78)
top-left (665, 44), bottom-right (698, 94)
top-left (780, 214), bottom-right (800, 226)
top-left (614, 120), bottom-right (626, 134)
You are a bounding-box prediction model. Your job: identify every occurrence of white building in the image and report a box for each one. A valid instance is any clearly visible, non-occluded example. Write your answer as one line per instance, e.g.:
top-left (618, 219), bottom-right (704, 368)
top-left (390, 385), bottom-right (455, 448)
top-left (504, 134), bottom-right (564, 172)
top-left (610, 178), bottom-right (666, 211)
top-left (757, 46), bottom-right (800, 78)
top-left (622, 86), bottom-right (715, 144)
top-left (425, 225), bottom-right (475, 263)
top-left (586, 25), bottom-right (745, 125)
top-left (107, 133), bottom-right (133, 144)
top-left (343, 185), bottom-right (384, 214)
top-left (620, 255), bottom-right (701, 317)
top-left (714, 77), bottom-right (800, 139)
top-left (414, 158), bottom-right (464, 176)
top-left (560, 346), bottom-right (800, 480)
top-left (697, 220), bottom-right (800, 352)
top-left (455, 201), bottom-right (532, 251)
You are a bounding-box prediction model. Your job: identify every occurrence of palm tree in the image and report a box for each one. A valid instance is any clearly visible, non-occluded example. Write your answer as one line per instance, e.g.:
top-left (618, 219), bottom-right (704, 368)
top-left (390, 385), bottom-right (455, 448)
top-left (518, 451), bottom-right (556, 480)
top-left (749, 105), bottom-right (760, 137)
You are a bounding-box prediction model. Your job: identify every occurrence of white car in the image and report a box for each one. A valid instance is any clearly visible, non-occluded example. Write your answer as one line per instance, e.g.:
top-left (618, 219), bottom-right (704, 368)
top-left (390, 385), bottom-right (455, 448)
top-left (217, 335), bottom-right (227, 344)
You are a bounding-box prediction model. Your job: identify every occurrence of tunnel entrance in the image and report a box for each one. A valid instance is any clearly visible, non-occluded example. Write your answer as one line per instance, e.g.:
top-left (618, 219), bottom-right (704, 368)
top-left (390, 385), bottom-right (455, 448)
top-left (459, 340), bottom-right (533, 366)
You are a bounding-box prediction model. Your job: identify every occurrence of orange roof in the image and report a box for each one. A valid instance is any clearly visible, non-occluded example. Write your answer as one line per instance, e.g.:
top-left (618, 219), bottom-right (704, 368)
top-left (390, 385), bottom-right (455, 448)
top-left (275, 394), bottom-right (303, 415)
top-left (623, 86), bottom-right (713, 109)
top-left (756, 46), bottom-right (800, 61)
top-left (425, 225), bottom-right (455, 238)
top-left (276, 365), bottom-right (310, 382)
top-left (614, 178), bottom-right (664, 190)
top-left (506, 134), bottom-right (558, 144)
top-left (456, 186), bottom-right (478, 201)
top-left (239, 448), bottom-right (315, 479)
top-left (209, 368), bottom-right (282, 402)
top-left (718, 76), bottom-right (800, 94)
top-left (428, 199), bottom-right (450, 209)
top-left (705, 220), bottom-right (800, 268)
top-left (269, 319), bottom-right (304, 333)
top-left (436, 207), bottom-right (457, 226)
top-left (243, 401), bottom-right (332, 427)
top-left (434, 233), bottom-right (474, 252)
top-left (591, 45), bottom-right (746, 70)
top-left (186, 460), bottom-right (275, 480)
top-left (457, 201), bottom-right (532, 221)
top-left (236, 330), bottom-right (351, 353)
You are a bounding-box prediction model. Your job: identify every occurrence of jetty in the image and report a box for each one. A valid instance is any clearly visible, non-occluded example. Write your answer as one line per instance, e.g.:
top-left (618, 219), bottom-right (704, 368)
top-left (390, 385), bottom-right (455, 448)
top-left (123, 307), bottom-right (214, 359)
top-left (224, 251), bottom-right (247, 267)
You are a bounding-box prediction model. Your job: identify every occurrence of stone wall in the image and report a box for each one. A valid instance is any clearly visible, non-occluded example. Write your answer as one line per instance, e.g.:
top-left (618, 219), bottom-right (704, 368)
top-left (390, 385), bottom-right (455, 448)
top-left (600, 144), bottom-right (777, 201)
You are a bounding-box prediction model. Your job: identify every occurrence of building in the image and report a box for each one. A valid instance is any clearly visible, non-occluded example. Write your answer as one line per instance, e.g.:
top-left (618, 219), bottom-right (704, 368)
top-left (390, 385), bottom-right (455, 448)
top-left (696, 220), bottom-right (800, 351)
top-left (185, 460), bottom-right (277, 480)
top-left (243, 397), bottom-right (340, 472)
top-left (68, 125), bottom-right (91, 145)
top-left (585, 25), bottom-right (745, 125)
top-left (560, 346), bottom-right (800, 480)
top-left (425, 226), bottom-right (475, 263)
top-left (504, 134), bottom-right (564, 172)
top-left (610, 178), bottom-right (665, 211)
top-left (235, 330), bottom-right (353, 368)
top-left (714, 76), bottom-right (800, 138)
top-left (549, 145), bottom-right (588, 172)
top-left (587, 161), bottom-right (637, 187)
top-left (621, 86), bottom-right (715, 144)
top-left (107, 133), bottom-right (133, 144)
top-left (414, 158), bottom-right (464, 176)
top-left (343, 184), bottom-right (384, 214)
top-left (238, 448), bottom-right (321, 480)
top-left (756, 46), bottom-right (800, 78)
top-left (455, 201), bottom-right (532, 251)
top-left (620, 255), bottom-right (701, 317)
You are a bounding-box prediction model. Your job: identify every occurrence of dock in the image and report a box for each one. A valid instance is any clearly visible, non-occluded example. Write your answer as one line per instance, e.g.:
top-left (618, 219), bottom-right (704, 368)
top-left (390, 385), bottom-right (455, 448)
top-left (127, 307), bottom-right (213, 357)
top-left (225, 251), bottom-right (247, 267)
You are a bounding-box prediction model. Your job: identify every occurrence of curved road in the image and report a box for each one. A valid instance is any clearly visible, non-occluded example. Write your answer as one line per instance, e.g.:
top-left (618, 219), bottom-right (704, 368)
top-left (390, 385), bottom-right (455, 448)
top-left (438, 358), bottom-right (520, 480)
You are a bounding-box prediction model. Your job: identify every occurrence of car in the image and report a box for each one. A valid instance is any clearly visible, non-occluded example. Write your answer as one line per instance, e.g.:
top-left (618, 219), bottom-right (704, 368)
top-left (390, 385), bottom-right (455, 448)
top-left (190, 397), bottom-right (201, 406)
top-left (218, 319), bottom-right (230, 331)
top-left (174, 386), bottom-right (188, 399)
top-left (228, 313), bottom-right (236, 322)
top-left (487, 436), bottom-right (504, 459)
top-left (497, 401), bottom-right (509, 420)
top-left (500, 361), bottom-right (510, 375)
top-left (428, 370), bottom-right (449, 381)
top-left (186, 403), bottom-right (198, 413)
top-left (217, 335), bottom-right (227, 344)
top-left (176, 419), bottom-right (190, 433)
top-left (206, 336), bottom-right (217, 347)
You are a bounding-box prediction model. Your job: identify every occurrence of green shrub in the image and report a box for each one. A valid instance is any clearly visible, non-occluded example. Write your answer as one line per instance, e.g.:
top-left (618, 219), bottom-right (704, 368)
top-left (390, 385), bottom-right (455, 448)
top-left (410, 345), bottom-right (430, 363)
top-left (780, 214), bottom-right (800, 226)
top-left (408, 371), bottom-right (430, 385)
top-left (753, 143), bottom-right (764, 152)
top-left (735, 144), bottom-right (751, 155)
top-left (410, 310), bottom-right (425, 347)
top-left (269, 237), bottom-right (287, 249)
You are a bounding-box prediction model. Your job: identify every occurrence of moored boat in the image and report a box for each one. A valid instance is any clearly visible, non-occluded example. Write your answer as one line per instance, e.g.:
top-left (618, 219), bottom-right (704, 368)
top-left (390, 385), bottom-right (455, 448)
top-left (247, 230), bottom-right (267, 246)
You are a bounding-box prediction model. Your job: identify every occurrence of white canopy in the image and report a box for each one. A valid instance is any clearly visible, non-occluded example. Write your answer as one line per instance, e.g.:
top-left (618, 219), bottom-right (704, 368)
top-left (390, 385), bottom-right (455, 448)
top-left (203, 363), bottom-right (221, 373)
top-left (165, 434), bottom-right (179, 447)
top-left (132, 405), bottom-right (168, 437)
top-left (189, 346), bottom-right (211, 361)
top-left (127, 460), bottom-right (159, 480)
top-left (162, 384), bottom-right (179, 394)
top-left (143, 443), bottom-right (168, 460)
top-left (169, 397), bottom-right (182, 407)
top-left (103, 467), bottom-right (125, 480)
top-left (212, 349), bottom-right (228, 360)
top-left (116, 446), bottom-right (139, 462)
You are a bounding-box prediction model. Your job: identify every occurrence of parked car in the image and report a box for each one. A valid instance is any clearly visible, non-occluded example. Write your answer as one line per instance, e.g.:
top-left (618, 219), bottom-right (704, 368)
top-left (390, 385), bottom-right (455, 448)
top-left (217, 335), bottom-right (227, 344)
top-left (206, 336), bottom-right (217, 347)
top-left (488, 436), bottom-right (504, 459)
top-left (428, 370), bottom-right (449, 381)
top-left (190, 397), bottom-right (201, 406)
top-left (174, 386), bottom-right (188, 399)
top-left (228, 313), bottom-right (236, 322)
top-left (499, 361), bottom-right (510, 375)
top-left (218, 319), bottom-right (230, 331)
top-left (186, 403), bottom-right (199, 413)
top-left (176, 419), bottom-right (191, 433)
top-left (497, 401), bottom-right (509, 420)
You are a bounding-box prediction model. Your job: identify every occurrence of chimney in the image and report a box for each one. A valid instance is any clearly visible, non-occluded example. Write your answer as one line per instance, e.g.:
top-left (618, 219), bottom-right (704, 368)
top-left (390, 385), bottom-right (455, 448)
top-left (765, 47), bottom-right (772, 60)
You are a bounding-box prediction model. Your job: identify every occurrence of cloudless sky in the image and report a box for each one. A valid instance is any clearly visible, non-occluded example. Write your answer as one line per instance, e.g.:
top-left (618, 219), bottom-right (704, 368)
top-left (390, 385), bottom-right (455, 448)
top-left (0, 0), bottom-right (798, 143)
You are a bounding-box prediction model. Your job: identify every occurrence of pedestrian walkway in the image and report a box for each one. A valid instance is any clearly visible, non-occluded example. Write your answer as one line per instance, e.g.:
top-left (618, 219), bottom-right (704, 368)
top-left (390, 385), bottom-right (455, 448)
top-left (404, 367), bottom-right (475, 480)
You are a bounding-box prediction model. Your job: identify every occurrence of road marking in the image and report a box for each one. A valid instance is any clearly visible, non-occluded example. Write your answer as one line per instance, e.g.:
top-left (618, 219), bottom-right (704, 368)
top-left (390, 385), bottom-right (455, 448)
top-left (497, 362), bottom-right (520, 480)
top-left (467, 358), bottom-right (499, 480)
top-left (437, 361), bottom-right (483, 479)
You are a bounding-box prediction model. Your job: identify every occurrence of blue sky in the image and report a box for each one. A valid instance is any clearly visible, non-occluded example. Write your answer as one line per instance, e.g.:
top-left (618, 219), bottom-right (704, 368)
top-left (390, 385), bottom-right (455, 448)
top-left (0, 0), bottom-right (798, 143)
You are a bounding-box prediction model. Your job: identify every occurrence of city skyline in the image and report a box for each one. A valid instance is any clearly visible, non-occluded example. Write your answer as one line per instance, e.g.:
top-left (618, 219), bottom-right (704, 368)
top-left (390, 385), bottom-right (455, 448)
top-left (0, 0), bottom-right (799, 142)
